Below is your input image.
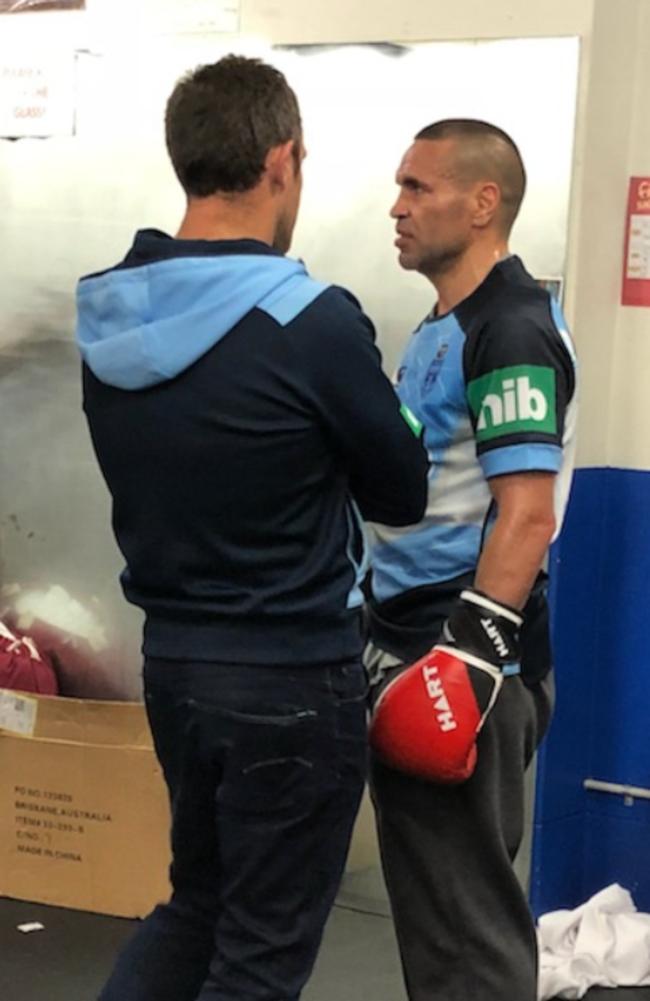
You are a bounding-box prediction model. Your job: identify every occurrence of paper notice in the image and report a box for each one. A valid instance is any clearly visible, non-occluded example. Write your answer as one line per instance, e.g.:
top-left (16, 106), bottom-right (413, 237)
top-left (0, 691), bottom-right (38, 736)
top-left (626, 214), bottom-right (650, 281)
top-left (0, 52), bottom-right (76, 138)
top-left (622, 178), bottom-right (650, 306)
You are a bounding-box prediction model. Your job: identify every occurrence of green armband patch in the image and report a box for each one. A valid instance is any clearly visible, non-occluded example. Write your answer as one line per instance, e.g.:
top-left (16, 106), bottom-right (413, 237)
top-left (400, 403), bottom-right (423, 438)
top-left (467, 365), bottom-right (556, 443)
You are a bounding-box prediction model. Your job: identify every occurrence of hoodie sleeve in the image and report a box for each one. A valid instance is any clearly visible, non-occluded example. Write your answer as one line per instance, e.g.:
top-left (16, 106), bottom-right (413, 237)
top-left (295, 288), bottom-right (429, 526)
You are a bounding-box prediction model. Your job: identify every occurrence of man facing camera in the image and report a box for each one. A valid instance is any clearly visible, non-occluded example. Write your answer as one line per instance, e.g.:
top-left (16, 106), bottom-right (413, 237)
top-left (77, 55), bottom-right (428, 1001)
top-left (367, 119), bottom-right (577, 1001)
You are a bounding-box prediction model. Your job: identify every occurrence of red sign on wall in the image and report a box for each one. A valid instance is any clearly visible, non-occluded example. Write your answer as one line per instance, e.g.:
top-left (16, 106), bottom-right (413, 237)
top-left (622, 177), bottom-right (650, 307)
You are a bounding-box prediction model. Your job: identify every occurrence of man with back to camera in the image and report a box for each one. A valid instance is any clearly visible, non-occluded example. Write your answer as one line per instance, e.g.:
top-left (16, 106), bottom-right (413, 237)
top-left (75, 55), bottom-right (429, 1001)
top-left (365, 119), bottom-right (578, 1001)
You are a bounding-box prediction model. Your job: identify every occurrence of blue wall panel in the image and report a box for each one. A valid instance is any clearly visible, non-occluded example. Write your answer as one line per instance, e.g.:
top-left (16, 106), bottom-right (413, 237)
top-left (583, 804), bottom-right (650, 905)
top-left (532, 467), bottom-right (650, 915)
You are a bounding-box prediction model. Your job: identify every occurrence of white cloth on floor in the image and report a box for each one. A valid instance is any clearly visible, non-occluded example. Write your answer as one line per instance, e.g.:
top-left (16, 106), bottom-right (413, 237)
top-left (538, 883), bottom-right (650, 1000)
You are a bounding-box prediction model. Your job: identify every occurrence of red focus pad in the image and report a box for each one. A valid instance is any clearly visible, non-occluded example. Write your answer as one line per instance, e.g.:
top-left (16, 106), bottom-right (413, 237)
top-left (370, 646), bottom-right (483, 783)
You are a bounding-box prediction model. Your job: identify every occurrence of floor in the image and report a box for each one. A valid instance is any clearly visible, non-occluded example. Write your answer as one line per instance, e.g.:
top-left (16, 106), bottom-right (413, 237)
top-left (1, 871), bottom-right (649, 1001)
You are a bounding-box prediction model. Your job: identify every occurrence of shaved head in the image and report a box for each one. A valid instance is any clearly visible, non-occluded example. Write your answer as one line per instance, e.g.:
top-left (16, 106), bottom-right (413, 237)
top-left (415, 119), bottom-right (526, 235)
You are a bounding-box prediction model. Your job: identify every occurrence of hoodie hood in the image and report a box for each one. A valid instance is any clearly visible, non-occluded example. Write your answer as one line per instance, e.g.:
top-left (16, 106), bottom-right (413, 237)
top-left (76, 230), bottom-right (328, 390)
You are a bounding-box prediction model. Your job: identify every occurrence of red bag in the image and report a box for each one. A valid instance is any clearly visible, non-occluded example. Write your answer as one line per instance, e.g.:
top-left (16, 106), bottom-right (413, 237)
top-left (0, 621), bottom-right (59, 696)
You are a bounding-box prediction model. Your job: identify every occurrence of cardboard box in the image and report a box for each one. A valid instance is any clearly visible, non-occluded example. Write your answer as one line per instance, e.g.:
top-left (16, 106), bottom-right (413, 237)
top-left (0, 688), bottom-right (171, 918)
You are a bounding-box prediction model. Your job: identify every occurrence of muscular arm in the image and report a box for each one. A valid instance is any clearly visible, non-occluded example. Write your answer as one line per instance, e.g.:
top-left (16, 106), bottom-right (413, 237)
top-left (474, 471), bottom-right (556, 609)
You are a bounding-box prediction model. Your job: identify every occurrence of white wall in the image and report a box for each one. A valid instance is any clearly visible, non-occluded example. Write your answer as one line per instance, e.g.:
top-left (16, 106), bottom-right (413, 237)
top-left (0, 0), bottom-right (595, 49)
top-left (560, 0), bottom-right (648, 469)
top-left (240, 0), bottom-right (592, 43)
top-left (605, 0), bottom-right (650, 470)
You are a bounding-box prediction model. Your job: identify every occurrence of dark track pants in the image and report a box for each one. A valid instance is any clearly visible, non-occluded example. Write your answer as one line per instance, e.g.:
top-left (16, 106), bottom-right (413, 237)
top-left (371, 671), bottom-right (554, 1001)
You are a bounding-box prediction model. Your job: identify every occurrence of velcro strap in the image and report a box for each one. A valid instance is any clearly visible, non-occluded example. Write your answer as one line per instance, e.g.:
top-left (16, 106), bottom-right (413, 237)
top-left (458, 589), bottom-right (523, 627)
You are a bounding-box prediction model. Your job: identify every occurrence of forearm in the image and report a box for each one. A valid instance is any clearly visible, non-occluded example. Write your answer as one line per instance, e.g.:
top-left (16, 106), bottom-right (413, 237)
top-left (474, 512), bottom-right (555, 609)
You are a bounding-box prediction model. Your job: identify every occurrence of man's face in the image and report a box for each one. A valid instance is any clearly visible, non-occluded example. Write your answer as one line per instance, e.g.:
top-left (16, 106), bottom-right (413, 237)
top-left (273, 138), bottom-right (305, 254)
top-left (390, 139), bottom-right (476, 277)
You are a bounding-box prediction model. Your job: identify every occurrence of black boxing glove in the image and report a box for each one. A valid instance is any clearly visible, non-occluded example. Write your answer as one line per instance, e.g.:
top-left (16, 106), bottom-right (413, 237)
top-left (442, 587), bottom-right (523, 676)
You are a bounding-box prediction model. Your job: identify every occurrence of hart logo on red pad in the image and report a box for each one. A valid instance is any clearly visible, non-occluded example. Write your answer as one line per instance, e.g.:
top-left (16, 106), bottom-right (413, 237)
top-left (421, 663), bottom-right (457, 732)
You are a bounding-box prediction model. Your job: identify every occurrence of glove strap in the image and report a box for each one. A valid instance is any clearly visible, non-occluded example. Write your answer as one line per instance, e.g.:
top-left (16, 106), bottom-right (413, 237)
top-left (458, 589), bottom-right (523, 627)
top-left (434, 643), bottom-right (502, 679)
top-left (443, 587), bottom-right (523, 671)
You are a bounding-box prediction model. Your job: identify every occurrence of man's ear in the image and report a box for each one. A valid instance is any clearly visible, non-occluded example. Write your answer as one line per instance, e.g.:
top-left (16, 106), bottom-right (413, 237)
top-left (473, 181), bottom-right (501, 229)
top-left (265, 139), bottom-right (297, 191)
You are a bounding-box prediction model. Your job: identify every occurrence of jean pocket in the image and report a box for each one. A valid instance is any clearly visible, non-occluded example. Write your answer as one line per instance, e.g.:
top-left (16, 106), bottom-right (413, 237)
top-left (195, 702), bottom-right (319, 727)
top-left (217, 711), bottom-right (322, 818)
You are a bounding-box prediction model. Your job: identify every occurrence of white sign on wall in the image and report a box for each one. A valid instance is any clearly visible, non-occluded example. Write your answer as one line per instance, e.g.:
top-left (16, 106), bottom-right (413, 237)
top-left (0, 52), bottom-right (75, 137)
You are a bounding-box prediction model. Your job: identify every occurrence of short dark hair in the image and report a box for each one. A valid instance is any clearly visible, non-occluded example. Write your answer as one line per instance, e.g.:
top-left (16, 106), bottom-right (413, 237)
top-left (415, 119), bottom-right (526, 233)
top-left (165, 55), bottom-right (302, 198)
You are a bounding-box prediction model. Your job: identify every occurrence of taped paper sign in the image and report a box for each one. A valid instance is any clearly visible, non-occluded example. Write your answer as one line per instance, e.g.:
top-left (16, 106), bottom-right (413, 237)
top-left (0, 51), bottom-right (75, 138)
top-left (622, 178), bottom-right (650, 306)
top-left (0, 690), bottom-right (38, 736)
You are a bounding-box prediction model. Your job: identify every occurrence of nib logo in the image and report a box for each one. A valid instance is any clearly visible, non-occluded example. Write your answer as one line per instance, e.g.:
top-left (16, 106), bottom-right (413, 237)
top-left (467, 365), bottom-right (557, 442)
top-left (477, 376), bottom-right (547, 430)
top-left (422, 664), bottom-right (457, 733)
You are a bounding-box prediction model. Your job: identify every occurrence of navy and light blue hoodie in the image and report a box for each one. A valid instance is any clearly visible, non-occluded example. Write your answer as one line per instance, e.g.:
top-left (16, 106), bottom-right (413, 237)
top-left (77, 230), bottom-right (428, 665)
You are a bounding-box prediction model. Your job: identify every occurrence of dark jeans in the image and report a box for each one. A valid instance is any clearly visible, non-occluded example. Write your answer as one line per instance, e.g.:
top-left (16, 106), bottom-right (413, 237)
top-left (98, 658), bottom-right (368, 1001)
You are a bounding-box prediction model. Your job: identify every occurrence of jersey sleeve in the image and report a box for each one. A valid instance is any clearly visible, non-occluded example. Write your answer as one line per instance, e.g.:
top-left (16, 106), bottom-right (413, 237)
top-left (463, 299), bottom-right (576, 479)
